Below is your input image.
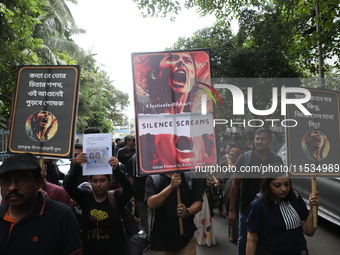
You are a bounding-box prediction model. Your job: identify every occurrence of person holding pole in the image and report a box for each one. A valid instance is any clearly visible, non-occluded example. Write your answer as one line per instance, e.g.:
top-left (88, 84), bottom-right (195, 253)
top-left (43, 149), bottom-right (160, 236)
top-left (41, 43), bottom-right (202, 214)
top-left (144, 172), bottom-right (202, 254)
top-left (246, 173), bottom-right (320, 255)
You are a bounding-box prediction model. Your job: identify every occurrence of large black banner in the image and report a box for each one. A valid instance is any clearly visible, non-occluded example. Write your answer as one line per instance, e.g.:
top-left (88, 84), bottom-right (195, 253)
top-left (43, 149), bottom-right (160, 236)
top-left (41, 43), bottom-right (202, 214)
top-left (8, 65), bottom-right (80, 158)
top-left (286, 88), bottom-right (340, 176)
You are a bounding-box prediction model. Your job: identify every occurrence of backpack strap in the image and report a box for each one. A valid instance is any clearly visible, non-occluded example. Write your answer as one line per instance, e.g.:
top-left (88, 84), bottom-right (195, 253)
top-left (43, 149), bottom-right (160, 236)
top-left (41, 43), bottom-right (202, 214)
top-left (183, 171), bottom-right (192, 190)
top-left (244, 150), bottom-right (252, 167)
top-left (108, 190), bottom-right (129, 253)
top-left (151, 172), bottom-right (192, 191)
top-left (151, 174), bottom-right (161, 191)
top-left (108, 190), bottom-right (121, 217)
top-left (132, 154), bottom-right (137, 177)
top-left (270, 151), bottom-right (282, 164)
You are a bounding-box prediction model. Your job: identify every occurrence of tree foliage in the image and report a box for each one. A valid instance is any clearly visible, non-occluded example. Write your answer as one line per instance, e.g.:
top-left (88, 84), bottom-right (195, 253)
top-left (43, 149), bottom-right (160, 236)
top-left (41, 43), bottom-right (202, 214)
top-left (132, 0), bottom-right (340, 72)
top-left (34, 0), bottom-right (85, 65)
top-left (0, 0), bottom-right (129, 133)
top-left (0, 0), bottom-right (44, 127)
top-left (76, 54), bottom-right (129, 133)
top-left (166, 9), bottom-right (301, 130)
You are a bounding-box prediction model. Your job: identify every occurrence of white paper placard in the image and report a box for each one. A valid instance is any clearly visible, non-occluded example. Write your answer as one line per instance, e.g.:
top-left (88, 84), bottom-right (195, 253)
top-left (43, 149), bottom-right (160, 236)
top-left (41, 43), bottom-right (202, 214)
top-left (82, 133), bottom-right (112, 176)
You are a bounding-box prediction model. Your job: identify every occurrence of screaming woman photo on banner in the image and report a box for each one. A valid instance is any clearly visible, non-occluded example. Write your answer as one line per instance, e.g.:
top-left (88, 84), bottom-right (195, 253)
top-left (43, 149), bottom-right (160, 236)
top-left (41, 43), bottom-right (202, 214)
top-left (25, 110), bottom-right (58, 142)
top-left (132, 49), bottom-right (217, 174)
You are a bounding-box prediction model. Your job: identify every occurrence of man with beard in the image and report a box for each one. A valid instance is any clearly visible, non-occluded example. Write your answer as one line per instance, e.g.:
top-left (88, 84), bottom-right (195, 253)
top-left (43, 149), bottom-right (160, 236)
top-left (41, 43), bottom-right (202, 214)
top-left (0, 153), bottom-right (82, 255)
top-left (26, 110), bottom-right (57, 142)
top-left (228, 128), bottom-right (283, 255)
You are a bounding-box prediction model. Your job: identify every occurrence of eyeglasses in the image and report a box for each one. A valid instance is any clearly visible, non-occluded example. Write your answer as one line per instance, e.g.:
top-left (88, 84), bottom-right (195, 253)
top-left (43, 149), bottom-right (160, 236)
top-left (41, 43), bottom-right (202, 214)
top-left (0, 176), bottom-right (32, 188)
top-left (91, 178), bottom-right (108, 184)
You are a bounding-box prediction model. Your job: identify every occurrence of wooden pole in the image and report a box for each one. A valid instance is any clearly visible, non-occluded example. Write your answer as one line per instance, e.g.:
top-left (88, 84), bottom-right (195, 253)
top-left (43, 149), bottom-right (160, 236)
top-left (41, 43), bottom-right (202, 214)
top-left (39, 157), bottom-right (44, 175)
top-left (311, 177), bottom-right (318, 228)
top-left (313, 0), bottom-right (321, 229)
top-left (177, 187), bottom-right (184, 235)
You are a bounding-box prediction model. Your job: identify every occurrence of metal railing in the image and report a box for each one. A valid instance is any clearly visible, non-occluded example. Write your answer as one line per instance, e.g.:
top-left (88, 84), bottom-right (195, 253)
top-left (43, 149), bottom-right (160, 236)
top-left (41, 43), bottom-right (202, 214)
top-left (0, 130), bottom-right (10, 162)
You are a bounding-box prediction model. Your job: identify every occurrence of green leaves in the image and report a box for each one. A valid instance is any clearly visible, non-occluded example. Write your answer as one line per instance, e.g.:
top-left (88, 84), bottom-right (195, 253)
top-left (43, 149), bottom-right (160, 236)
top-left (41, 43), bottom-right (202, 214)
top-left (0, 0), bottom-right (130, 133)
top-left (132, 0), bottom-right (340, 72)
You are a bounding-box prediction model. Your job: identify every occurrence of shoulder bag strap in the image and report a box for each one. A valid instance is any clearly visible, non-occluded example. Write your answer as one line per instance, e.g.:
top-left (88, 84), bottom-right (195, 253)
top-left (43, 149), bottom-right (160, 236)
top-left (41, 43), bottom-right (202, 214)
top-left (108, 190), bottom-right (129, 252)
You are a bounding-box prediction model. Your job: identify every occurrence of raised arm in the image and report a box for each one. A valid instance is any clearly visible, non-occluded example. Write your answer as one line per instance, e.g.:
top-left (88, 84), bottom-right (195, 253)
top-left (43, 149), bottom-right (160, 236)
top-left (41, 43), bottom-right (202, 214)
top-left (301, 192), bottom-right (320, 236)
top-left (63, 152), bottom-right (91, 206)
top-left (146, 173), bottom-right (182, 210)
top-left (109, 157), bottom-right (134, 206)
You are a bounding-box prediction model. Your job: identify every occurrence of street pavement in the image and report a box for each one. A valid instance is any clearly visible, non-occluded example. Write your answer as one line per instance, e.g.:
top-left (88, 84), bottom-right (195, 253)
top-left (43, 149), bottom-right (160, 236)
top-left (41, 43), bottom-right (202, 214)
top-left (144, 208), bottom-right (340, 255)
top-left (144, 208), bottom-right (237, 255)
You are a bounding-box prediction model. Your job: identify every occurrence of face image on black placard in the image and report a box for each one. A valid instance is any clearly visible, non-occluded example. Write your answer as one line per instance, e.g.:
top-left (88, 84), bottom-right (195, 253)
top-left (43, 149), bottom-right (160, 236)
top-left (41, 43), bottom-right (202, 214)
top-left (301, 130), bottom-right (330, 161)
top-left (25, 110), bottom-right (58, 142)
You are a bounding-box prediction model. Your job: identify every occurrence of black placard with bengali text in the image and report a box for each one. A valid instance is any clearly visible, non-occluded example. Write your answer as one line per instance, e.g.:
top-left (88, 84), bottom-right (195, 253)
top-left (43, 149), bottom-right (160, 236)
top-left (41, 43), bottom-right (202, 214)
top-left (8, 65), bottom-right (80, 158)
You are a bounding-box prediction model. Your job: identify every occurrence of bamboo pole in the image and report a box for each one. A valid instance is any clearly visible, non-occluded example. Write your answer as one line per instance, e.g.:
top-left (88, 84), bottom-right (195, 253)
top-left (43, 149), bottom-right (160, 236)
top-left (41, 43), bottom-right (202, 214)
top-left (177, 187), bottom-right (184, 235)
top-left (311, 177), bottom-right (318, 228)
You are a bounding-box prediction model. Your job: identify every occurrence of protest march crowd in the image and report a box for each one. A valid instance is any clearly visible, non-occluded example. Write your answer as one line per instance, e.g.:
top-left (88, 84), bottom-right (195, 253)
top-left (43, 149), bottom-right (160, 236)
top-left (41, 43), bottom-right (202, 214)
top-left (0, 127), bottom-right (321, 255)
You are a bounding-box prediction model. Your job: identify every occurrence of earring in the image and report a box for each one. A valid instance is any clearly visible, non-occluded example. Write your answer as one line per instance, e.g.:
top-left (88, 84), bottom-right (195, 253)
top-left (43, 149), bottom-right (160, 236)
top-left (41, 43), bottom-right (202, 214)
top-left (151, 70), bottom-right (156, 80)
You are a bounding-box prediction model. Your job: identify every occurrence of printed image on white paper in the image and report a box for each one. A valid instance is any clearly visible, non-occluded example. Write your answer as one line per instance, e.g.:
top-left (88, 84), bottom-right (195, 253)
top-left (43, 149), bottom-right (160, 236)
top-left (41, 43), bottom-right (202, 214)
top-left (83, 133), bottom-right (112, 175)
top-left (86, 147), bottom-right (109, 168)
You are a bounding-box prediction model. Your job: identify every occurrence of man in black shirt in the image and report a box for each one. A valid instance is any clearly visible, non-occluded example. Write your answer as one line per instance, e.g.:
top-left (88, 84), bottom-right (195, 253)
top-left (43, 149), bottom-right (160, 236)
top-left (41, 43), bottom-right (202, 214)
top-left (228, 128), bottom-right (283, 255)
top-left (116, 135), bottom-right (135, 170)
top-left (145, 172), bottom-right (202, 254)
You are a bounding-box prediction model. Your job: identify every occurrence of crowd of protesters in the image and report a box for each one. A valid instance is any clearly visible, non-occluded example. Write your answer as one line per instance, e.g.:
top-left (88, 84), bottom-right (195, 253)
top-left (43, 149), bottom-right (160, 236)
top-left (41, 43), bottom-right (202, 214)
top-left (0, 127), bottom-right (319, 255)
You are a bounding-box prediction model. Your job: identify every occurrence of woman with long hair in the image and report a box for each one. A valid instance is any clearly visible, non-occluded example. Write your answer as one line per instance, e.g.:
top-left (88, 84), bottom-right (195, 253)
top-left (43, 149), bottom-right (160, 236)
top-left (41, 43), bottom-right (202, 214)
top-left (246, 173), bottom-right (320, 255)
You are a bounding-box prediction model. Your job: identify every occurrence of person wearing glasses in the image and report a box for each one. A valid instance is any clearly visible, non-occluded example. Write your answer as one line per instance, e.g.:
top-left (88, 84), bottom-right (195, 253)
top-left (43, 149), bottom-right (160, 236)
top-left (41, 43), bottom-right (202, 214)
top-left (0, 153), bottom-right (82, 255)
top-left (64, 153), bottom-right (134, 255)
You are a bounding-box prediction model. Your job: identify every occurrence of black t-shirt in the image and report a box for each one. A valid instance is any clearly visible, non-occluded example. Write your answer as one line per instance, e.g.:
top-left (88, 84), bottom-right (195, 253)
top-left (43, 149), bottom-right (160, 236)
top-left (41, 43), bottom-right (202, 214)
top-left (127, 155), bottom-right (147, 202)
top-left (81, 196), bottom-right (125, 255)
top-left (64, 163), bottom-right (134, 255)
top-left (0, 192), bottom-right (82, 255)
top-left (144, 174), bottom-right (203, 251)
top-left (116, 147), bottom-right (136, 169)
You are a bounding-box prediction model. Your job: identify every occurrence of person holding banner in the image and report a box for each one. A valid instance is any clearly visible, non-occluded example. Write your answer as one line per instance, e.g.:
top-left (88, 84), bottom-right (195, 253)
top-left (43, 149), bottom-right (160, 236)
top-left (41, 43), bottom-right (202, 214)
top-left (144, 172), bottom-right (202, 255)
top-left (246, 173), bottom-right (320, 255)
top-left (64, 153), bottom-right (134, 255)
